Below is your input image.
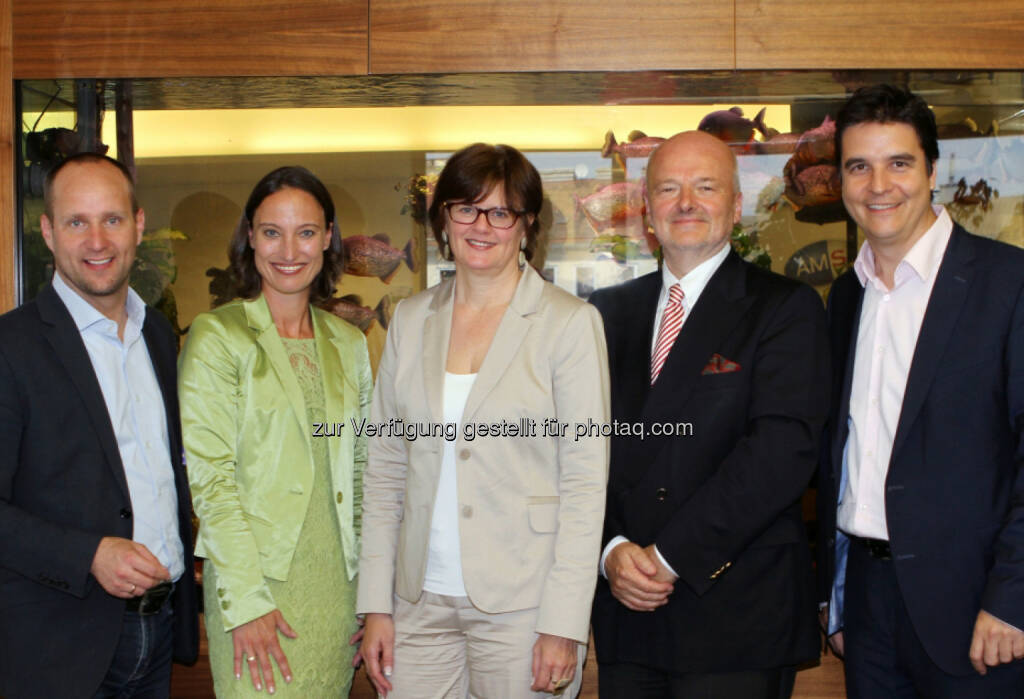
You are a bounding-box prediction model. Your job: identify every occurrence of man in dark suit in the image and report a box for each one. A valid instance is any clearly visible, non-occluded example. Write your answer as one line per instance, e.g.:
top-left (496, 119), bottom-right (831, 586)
top-left (589, 130), bottom-right (829, 698)
top-left (818, 84), bottom-right (1024, 697)
top-left (0, 153), bottom-right (198, 698)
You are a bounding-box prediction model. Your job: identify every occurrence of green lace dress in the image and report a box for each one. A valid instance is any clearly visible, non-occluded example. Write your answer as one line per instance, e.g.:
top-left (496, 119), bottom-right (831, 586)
top-left (204, 338), bottom-right (359, 697)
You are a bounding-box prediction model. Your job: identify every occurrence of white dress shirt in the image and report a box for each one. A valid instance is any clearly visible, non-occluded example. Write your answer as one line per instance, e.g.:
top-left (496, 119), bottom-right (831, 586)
top-left (53, 272), bottom-right (185, 581)
top-left (422, 371), bottom-right (476, 596)
top-left (838, 206), bottom-right (953, 540)
top-left (601, 242), bottom-right (731, 578)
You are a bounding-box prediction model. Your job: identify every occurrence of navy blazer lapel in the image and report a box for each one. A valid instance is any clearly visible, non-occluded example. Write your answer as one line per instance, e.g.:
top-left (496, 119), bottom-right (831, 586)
top-left (142, 311), bottom-right (174, 418)
top-left (829, 274), bottom-right (865, 476)
top-left (36, 284), bottom-right (132, 502)
top-left (609, 273), bottom-right (660, 421)
top-left (891, 226), bottom-right (975, 461)
top-left (642, 252), bottom-right (754, 428)
top-left (142, 311), bottom-right (183, 468)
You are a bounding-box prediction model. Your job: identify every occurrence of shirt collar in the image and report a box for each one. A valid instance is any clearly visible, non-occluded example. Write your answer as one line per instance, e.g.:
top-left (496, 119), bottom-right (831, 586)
top-left (853, 205), bottom-right (953, 290)
top-left (661, 242), bottom-right (731, 304)
top-left (52, 271), bottom-right (147, 334)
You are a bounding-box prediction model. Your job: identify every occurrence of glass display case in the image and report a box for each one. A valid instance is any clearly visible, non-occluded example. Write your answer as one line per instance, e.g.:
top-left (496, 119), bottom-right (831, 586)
top-left (18, 70), bottom-right (1024, 367)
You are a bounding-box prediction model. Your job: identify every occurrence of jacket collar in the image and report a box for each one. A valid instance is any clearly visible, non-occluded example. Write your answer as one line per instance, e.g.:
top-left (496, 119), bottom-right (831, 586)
top-left (422, 266), bottom-right (545, 424)
top-left (37, 283), bottom-right (134, 501)
top-left (243, 294), bottom-right (315, 456)
top-left (890, 223), bottom-right (974, 460)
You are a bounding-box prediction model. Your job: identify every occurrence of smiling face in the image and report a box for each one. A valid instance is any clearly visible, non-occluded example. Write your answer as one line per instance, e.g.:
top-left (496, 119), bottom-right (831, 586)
top-left (645, 131), bottom-right (742, 277)
top-left (446, 185), bottom-right (531, 279)
top-left (40, 160), bottom-right (144, 316)
top-left (248, 186), bottom-right (331, 304)
top-left (840, 121), bottom-right (937, 256)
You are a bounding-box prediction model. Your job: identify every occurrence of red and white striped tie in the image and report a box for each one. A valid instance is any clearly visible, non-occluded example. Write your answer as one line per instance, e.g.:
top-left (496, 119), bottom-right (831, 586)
top-left (651, 283), bottom-right (684, 384)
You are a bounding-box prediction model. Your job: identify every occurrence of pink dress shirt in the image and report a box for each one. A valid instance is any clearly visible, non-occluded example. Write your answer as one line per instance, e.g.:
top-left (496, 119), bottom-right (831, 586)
top-left (838, 206), bottom-right (953, 540)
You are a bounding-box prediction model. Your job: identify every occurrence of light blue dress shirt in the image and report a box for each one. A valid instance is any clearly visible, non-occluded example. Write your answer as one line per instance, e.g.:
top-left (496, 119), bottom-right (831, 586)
top-left (52, 272), bottom-right (184, 582)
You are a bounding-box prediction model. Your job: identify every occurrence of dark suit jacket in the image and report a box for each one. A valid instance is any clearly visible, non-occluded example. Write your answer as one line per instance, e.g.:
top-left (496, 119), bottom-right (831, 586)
top-left (0, 283), bottom-right (198, 699)
top-left (590, 250), bottom-right (829, 673)
top-left (817, 224), bottom-right (1024, 676)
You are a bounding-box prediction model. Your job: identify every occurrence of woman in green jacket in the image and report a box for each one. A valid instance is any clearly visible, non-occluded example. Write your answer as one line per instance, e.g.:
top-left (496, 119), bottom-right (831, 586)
top-left (179, 166), bottom-right (371, 696)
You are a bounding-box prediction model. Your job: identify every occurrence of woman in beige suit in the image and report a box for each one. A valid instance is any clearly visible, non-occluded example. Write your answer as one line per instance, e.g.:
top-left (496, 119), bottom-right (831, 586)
top-left (358, 143), bottom-right (609, 698)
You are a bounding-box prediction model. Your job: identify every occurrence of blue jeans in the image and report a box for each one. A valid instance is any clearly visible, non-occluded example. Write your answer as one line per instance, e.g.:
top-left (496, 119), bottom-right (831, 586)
top-left (93, 605), bottom-right (174, 699)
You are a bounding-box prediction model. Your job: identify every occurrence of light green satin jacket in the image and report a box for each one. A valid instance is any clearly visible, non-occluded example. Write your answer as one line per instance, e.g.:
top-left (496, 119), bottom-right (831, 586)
top-left (178, 295), bottom-right (371, 630)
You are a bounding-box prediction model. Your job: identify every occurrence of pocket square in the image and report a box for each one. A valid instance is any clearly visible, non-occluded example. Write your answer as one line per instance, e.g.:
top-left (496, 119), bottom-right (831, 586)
top-left (701, 353), bottom-right (741, 375)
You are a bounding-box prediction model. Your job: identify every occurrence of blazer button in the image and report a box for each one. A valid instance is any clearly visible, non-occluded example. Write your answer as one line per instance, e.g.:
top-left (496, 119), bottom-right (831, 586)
top-left (221, 600), bottom-right (231, 610)
top-left (120, 508), bottom-right (132, 519)
top-left (461, 505), bottom-right (473, 518)
top-left (655, 488), bottom-right (668, 502)
top-left (459, 449), bottom-right (471, 461)
top-left (336, 491), bottom-right (343, 504)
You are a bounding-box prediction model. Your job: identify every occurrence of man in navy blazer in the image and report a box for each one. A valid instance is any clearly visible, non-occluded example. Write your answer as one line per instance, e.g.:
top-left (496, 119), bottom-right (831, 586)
top-left (818, 84), bottom-right (1024, 696)
top-left (0, 153), bottom-right (198, 698)
top-left (590, 131), bottom-right (829, 697)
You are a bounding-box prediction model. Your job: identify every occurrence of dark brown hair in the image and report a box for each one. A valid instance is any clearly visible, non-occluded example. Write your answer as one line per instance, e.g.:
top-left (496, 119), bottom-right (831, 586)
top-left (228, 166), bottom-right (343, 303)
top-left (836, 84), bottom-right (939, 175)
top-left (428, 143), bottom-right (542, 263)
top-left (44, 152), bottom-right (139, 218)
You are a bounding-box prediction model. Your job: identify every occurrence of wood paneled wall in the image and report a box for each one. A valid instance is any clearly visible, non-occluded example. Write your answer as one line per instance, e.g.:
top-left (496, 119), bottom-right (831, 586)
top-left (12, 0), bottom-right (369, 78)
top-left (13, 1), bottom-right (1024, 82)
top-left (1, 0), bottom-right (13, 312)
top-left (735, 0), bottom-right (1024, 69)
top-left (369, 0), bottom-right (734, 73)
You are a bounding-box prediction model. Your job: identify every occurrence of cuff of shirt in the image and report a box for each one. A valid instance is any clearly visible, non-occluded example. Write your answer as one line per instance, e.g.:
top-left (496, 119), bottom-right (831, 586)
top-left (988, 611), bottom-right (1024, 635)
top-left (599, 538), bottom-right (680, 579)
top-left (652, 544), bottom-right (679, 578)
top-left (599, 536), bottom-right (629, 578)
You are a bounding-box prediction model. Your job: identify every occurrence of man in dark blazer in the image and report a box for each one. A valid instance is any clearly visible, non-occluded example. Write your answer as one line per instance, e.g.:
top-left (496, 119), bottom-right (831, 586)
top-left (589, 130), bottom-right (829, 698)
top-left (818, 84), bottom-right (1024, 696)
top-left (0, 153), bottom-right (198, 698)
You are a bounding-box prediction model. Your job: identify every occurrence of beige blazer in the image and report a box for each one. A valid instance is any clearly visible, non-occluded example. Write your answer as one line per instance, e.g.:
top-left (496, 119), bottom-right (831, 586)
top-left (356, 266), bottom-right (609, 642)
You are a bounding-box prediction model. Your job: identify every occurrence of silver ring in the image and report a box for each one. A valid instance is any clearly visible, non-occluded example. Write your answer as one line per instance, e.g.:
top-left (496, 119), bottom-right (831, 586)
top-left (247, 655), bottom-right (256, 662)
top-left (129, 583), bottom-right (136, 593)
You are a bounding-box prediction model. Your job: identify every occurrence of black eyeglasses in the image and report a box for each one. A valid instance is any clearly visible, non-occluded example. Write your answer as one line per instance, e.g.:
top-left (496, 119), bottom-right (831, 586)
top-left (444, 202), bottom-right (525, 229)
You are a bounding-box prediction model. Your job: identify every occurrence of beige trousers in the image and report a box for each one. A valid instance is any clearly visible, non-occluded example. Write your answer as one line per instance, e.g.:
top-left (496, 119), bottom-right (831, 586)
top-left (386, 591), bottom-right (586, 699)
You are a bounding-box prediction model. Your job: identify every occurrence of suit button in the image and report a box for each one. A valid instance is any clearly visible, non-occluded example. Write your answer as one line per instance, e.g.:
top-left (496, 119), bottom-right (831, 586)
top-left (221, 600), bottom-right (231, 610)
top-left (120, 508), bottom-right (132, 519)
top-left (655, 488), bottom-right (668, 502)
top-left (217, 587), bottom-right (226, 598)
top-left (336, 491), bottom-right (343, 504)
top-left (461, 505), bottom-right (473, 518)
top-left (459, 449), bottom-right (471, 460)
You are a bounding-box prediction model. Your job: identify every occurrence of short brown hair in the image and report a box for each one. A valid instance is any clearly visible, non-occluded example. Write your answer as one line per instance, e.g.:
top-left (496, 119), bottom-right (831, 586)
top-left (428, 143), bottom-right (543, 263)
top-left (228, 166), bottom-right (343, 304)
top-left (44, 153), bottom-right (139, 219)
top-left (836, 84), bottom-right (939, 175)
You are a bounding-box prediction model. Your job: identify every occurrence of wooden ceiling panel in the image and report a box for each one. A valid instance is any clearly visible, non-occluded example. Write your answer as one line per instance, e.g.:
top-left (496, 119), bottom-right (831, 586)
top-left (370, 0), bottom-right (734, 74)
top-left (736, 0), bottom-right (1024, 69)
top-left (13, 0), bottom-right (369, 78)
